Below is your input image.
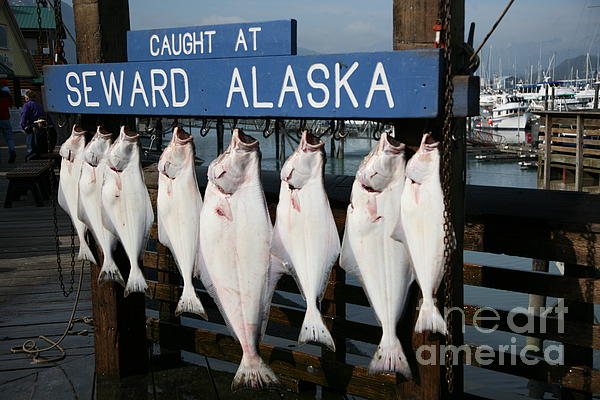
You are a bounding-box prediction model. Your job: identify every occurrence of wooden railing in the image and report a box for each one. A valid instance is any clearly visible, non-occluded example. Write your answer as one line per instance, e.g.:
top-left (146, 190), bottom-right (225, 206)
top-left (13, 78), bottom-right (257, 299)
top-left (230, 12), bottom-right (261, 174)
top-left (537, 111), bottom-right (600, 191)
top-left (142, 169), bottom-right (600, 398)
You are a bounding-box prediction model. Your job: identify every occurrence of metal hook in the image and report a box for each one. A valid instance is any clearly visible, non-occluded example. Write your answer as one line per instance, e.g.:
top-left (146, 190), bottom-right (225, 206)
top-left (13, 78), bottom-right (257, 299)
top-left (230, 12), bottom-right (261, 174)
top-left (373, 122), bottom-right (382, 140)
top-left (334, 120), bottom-right (348, 141)
top-left (200, 118), bottom-right (210, 137)
top-left (231, 118), bottom-right (238, 131)
top-left (262, 118), bottom-right (272, 138)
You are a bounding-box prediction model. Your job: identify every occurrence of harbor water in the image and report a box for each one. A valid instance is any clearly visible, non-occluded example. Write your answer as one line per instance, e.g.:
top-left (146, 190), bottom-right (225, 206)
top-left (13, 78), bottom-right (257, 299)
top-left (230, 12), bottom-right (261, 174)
top-left (153, 127), bottom-right (597, 400)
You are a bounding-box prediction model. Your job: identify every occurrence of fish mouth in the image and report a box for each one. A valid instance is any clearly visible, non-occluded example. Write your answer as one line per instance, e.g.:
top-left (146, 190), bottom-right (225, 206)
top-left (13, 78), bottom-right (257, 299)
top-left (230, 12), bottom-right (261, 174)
top-left (301, 130), bottom-right (324, 152)
top-left (97, 125), bottom-right (112, 140)
top-left (421, 133), bottom-right (439, 151)
top-left (173, 127), bottom-right (193, 145)
top-left (72, 124), bottom-right (86, 137)
top-left (383, 132), bottom-right (405, 154)
top-left (361, 184), bottom-right (381, 193)
top-left (233, 129), bottom-right (258, 149)
top-left (121, 126), bottom-right (140, 142)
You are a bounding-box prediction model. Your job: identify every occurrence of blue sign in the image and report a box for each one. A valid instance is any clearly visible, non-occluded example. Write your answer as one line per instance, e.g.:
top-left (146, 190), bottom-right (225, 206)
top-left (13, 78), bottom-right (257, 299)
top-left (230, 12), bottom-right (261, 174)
top-left (43, 49), bottom-right (441, 119)
top-left (127, 20), bottom-right (297, 61)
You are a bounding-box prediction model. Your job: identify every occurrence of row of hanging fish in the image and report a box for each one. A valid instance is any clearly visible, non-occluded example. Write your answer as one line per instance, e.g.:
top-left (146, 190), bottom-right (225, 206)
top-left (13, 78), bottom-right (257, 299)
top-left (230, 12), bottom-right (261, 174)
top-left (56, 124), bottom-right (451, 389)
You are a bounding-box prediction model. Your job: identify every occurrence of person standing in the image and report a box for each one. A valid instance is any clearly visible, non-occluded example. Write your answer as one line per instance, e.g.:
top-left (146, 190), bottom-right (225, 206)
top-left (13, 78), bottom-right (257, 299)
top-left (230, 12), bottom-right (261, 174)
top-left (20, 89), bottom-right (45, 157)
top-left (0, 80), bottom-right (15, 163)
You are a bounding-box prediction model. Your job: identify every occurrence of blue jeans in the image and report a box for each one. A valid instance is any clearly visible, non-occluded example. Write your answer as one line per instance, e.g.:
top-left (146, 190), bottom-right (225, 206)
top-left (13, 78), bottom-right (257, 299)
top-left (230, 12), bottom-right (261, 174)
top-left (0, 119), bottom-right (15, 153)
top-left (25, 131), bottom-right (33, 152)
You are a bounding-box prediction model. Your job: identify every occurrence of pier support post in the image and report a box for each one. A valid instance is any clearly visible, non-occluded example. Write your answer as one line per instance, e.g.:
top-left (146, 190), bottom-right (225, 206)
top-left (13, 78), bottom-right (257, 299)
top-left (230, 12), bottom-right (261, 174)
top-left (575, 115), bottom-right (585, 191)
top-left (393, 0), bottom-right (465, 398)
top-left (216, 118), bottom-right (224, 155)
top-left (543, 115), bottom-right (552, 189)
top-left (73, 0), bottom-right (148, 378)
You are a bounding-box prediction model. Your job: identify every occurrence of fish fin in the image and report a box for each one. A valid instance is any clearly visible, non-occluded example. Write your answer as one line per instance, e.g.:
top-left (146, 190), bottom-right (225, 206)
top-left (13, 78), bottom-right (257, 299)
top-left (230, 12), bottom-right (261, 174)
top-left (98, 259), bottom-right (125, 287)
top-left (231, 354), bottom-right (280, 391)
top-left (368, 335), bottom-right (412, 379)
top-left (339, 221), bottom-right (362, 282)
top-left (124, 265), bottom-right (148, 297)
top-left (390, 214), bottom-right (409, 244)
top-left (257, 255), bottom-right (287, 340)
top-left (101, 204), bottom-right (118, 237)
top-left (270, 225), bottom-right (292, 271)
top-left (415, 298), bottom-right (447, 335)
top-left (77, 232), bottom-right (97, 264)
top-left (298, 303), bottom-right (335, 351)
top-left (175, 286), bottom-right (207, 319)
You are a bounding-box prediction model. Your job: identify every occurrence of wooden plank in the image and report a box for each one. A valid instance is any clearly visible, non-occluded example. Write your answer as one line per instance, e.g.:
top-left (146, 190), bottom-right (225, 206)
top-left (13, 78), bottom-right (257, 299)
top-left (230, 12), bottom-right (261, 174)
top-left (576, 115), bottom-right (585, 191)
top-left (463, 264), bottom-right (600, 303)
top-left (544, 114), bottom-right (552, 188)
top-left (551, 145), bottom-right (577, 153)
top-left (463, 304), bottom-right (600, 349)
top-left (467, 344), bottom-right (600, 393)
top-left (551, 153), bottom-right (600, 170)
top-left (146, 318), bottom-right (398, 400)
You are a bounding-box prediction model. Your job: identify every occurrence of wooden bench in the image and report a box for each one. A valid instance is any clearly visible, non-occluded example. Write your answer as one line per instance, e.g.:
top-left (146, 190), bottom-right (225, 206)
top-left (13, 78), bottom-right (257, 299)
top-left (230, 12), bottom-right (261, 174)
top-left (4, 160), bottom-right (55, 208)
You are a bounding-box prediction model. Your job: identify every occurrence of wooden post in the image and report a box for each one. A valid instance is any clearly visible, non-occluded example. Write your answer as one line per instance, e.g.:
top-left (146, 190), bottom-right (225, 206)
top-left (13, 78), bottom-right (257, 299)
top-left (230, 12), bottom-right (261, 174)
top-left (526, 258), bottom-right (549, 398)
top-left (544, 85), bottom-right (549, 110)
top-left (551, 86), bottom-right (556, 110)
top-left (216, 118), bottom-right (224, 155)
top-left (544, 114), bottom-right (552, 189)
top-left (393, 0), bottom-right (465, 398)
top-left (561, 264), bottom-right (594, 400)
top-left (73, 0), bottom-right (148, 377)
top-left (575, 115), bottom-right (584, 191)
top-left (593, 84), bottom-right (599, 109)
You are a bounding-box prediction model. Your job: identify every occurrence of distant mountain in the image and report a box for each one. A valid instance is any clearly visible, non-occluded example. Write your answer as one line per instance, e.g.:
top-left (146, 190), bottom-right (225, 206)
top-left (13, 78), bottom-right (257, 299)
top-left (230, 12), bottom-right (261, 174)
top-left (555, 55), bottom-right (599, 80)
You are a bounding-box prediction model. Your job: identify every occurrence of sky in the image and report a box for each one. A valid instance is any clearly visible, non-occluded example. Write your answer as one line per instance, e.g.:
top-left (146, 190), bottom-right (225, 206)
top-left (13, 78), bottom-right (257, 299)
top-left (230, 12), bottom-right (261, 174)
top-left (123, 0), bottom-right (600, 78)
top-left (21, 0), bottom-right (599, 78)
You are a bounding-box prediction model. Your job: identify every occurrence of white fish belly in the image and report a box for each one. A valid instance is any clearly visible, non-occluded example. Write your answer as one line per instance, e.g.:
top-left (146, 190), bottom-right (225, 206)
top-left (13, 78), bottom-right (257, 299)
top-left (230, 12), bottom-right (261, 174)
top-left (102, 168), bottom-right (153, 260)
top-left (58, 158), bottom-right (88, 240)
top-left (79, 163), bottom-right (115, 249)
top-left (200, 183), bottom-right (271, 347)
top-left (401, 178), bottom-right (445, 295)
top-left (157, 172), bottom-right (202, 277)
top-left (342, 182), bottom-right (412, 330)
top-left (273, 181), bottom-right (340, 300)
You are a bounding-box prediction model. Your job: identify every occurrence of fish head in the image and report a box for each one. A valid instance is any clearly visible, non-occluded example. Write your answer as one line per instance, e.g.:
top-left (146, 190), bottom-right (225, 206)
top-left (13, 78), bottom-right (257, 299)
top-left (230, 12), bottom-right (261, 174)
top-left (158, 126), bottom-right (195, 179)
top-left (82, 126), bottom-right (113, 167)
top-left (106, 126), bottom-right (140, 172)
top-left (207, 129), bottom-right (260, 195)
top-left (58, 124), bottom-right (87, 162)
top-left (356, 131), bottom-right (405, 192)
top-left (280, 130), bottom-right (325, 189)
top-left (405, 133), bottom-right (440, 184)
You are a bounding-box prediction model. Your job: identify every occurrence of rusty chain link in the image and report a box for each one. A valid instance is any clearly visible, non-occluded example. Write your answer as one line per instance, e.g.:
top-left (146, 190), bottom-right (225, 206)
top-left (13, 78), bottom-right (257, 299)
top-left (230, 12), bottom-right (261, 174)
top-left (53, 0), bottom-right (68, 64)
top-left (440, 0), bottom-right (456, 395)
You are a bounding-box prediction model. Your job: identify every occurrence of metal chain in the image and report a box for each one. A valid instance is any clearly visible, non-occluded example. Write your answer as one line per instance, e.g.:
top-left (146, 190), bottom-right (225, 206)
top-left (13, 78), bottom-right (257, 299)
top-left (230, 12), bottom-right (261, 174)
top-left (440, 0), bottom-right (456, 394)
top-left (35, 0), bottom-right (43, 48)
top-left (53, 0), bottom-right (67, 64)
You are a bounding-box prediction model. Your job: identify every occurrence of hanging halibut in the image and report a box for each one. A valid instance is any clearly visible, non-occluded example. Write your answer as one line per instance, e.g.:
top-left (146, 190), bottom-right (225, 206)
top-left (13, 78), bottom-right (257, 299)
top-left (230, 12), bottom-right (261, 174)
top-left (78, 126), bottom-right (121, 284)
top-left (392, 133), bottom-right (450, 335)
top-left (157, 127), bottom-right (206, 318)
top-left (58, 125), bottom-right (95, 263)
top-left (198, 129), bottom-right (279, 390)
top-left (340, 132), bottom-right (413, 378)
top-left (272, 130), bottom-right (339, 351)
top-left (101, 126), bottom-right (154, 296)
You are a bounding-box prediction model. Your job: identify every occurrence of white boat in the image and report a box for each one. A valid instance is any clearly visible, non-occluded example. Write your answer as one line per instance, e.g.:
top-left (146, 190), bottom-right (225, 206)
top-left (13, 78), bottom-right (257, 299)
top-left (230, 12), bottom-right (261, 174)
top-left (490, 95), bottom-right (531, 130)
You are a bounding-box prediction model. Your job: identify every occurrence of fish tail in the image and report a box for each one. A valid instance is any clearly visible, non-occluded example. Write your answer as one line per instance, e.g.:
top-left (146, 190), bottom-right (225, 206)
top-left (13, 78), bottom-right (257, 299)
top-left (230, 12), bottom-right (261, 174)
top-left (231, 354), bottom-right (280, 391)
top-left (298, 303), bottom-right (336, 351)
top-left (98, 257), bottom-right (125, 287)
top-left (77, 241), bottom-right (97, 265)
top-left (415, 298), bottom-right (447, 335)
top-left (124, 264), bottom-right (148, 297)
top-left (368, 335), bottom-right (412, 379)
top-left (175, 286), bottom-right (207, 319)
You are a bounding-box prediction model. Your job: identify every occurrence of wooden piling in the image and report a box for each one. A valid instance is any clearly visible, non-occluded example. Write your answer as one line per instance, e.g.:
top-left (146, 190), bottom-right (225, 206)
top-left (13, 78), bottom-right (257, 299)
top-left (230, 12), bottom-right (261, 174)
top-left (575, 115), bottom-right (585, 191)
top-left (72, 0), bottom-right (148, 377)
top-left (543, 114), bottom-right (552, 189)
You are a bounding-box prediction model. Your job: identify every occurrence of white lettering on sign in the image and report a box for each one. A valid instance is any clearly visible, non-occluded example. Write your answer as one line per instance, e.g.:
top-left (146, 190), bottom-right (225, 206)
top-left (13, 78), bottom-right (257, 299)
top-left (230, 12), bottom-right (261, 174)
top-left (365, 62), bottom-right (394, 108)
top-left (82, 71), bottom-right (99, 107)
top-left (100, 71), bottom-right (124, 106)
top-left (226, 67), bottom-right (249, 108)
top-left (335, 62), bottom-right (359, 108)
top-left (278, 65), bottom-right (302, 108)
top-left (131, 71), bottom-right (149, 107)
top-left (307, 63), bottom-right (329, 108)
top-left (171, 68), bottom-right (189, 107)
top-left (251, 66), bottom-right (273, 108)
top-left (150, 31), bottom-right (216, 57)
top-left (248, 27), bottom-right (261, 51)
top-left (151, 69), bottom-right (169, 107)
top-left (66, 72), bottom-right (81, 106)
